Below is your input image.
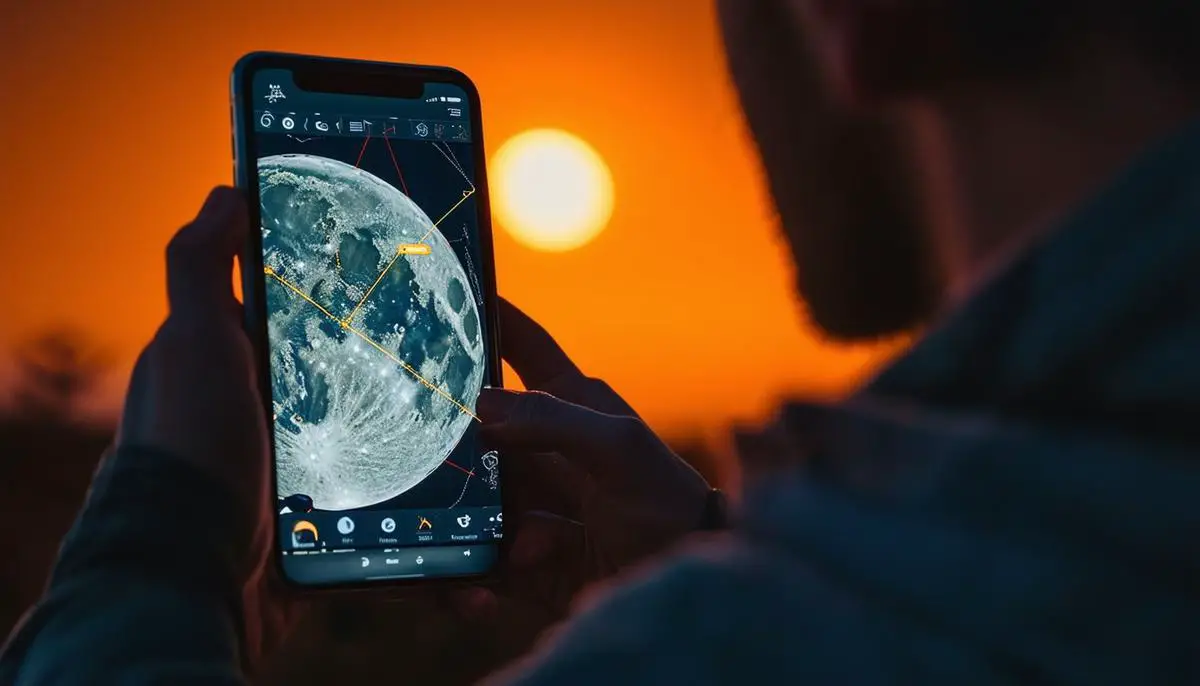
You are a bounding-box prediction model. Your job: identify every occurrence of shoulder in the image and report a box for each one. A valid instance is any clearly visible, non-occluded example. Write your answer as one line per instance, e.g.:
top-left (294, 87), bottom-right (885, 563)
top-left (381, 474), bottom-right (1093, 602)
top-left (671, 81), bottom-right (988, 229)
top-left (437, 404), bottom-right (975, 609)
top-left (489, 535), bottom-right (896, 686)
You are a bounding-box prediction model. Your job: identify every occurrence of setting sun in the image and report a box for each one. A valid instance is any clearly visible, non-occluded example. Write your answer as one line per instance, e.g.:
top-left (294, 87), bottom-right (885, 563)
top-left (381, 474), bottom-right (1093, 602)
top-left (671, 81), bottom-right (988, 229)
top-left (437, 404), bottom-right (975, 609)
top-left (490, 129), bottom-right (614, 252)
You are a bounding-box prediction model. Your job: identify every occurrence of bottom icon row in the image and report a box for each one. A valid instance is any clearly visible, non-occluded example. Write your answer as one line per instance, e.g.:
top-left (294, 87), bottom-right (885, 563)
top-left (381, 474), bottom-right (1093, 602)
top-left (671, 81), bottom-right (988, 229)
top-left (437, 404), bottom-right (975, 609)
top-left (295, 511), bottom-right (492, 543)
top-left (283, 544), bottom-right (496, 584)
top-left (358, 549), bottom-right (474, 568)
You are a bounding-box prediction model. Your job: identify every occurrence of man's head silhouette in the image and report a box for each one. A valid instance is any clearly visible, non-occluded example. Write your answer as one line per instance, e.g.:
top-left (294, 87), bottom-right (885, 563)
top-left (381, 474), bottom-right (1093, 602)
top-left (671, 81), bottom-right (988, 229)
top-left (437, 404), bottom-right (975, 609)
top-left (718, 0), bottom-right (1200, 339)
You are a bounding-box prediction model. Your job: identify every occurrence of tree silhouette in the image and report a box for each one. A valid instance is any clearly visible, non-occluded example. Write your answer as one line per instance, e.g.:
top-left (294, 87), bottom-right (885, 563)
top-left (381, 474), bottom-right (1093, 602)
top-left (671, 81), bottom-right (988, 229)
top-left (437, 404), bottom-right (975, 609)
top-left (0, 328), bottom-right (114, 638)
top-left (11, 327), bottom-right (111, 423)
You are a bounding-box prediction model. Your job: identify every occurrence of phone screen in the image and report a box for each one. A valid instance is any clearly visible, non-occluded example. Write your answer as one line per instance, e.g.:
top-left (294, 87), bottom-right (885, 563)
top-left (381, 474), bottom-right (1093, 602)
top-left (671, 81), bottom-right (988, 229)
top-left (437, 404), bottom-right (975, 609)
top-left (241, 64), bottom-right (502, 587)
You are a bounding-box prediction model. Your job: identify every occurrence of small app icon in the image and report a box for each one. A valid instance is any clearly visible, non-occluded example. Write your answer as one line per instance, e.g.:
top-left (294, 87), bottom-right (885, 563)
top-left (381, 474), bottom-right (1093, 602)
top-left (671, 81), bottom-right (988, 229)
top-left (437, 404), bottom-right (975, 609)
top-left (416, 515), bottom-right (433, 531)
top-left (259, 112), bottom-right (275, 128)
top-left (291, 520), bottom-right (318, 547)
top-left (463, 549), bottom-right (471, 557)
top-left (415, 555), bottom-right (424, 565)
top-left (349, 120), bottom-right (364, 133)
top-left (281, 116), bottom-right (295, 130)
top-left (415, 122), bottom-right (430, 137)
top-left (360, 556), bottom-right (370, 568)
top-left (380, 517), bottom-right (396, 533)
top-left (337, 516), bottom-right (355, 535)
top-left (481, 452), bottom-right (498, 470)
top-left (456, 514), bottom-right (471, 528)
top-left (265, 84), bottom-right (287, 104)
top-left (315, 120), bottom-right (329, 132)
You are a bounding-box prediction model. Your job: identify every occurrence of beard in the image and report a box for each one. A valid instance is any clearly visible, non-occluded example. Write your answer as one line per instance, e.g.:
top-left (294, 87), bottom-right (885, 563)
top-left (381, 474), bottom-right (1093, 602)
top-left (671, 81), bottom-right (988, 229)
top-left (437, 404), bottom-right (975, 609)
top-left (716, 0), bottom-right (944, 340)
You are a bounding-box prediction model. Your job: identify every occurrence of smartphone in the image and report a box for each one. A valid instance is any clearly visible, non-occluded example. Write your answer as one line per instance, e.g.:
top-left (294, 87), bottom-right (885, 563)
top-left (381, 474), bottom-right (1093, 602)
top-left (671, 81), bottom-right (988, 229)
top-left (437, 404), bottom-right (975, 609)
top-left (231, 52), bottom-right (504, 590)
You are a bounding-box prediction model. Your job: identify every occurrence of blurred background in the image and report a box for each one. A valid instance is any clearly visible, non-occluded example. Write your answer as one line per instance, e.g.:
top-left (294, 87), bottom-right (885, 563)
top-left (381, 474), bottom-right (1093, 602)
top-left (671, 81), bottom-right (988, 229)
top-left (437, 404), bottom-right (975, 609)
top-left (0, 0), bottom-right (903, 682)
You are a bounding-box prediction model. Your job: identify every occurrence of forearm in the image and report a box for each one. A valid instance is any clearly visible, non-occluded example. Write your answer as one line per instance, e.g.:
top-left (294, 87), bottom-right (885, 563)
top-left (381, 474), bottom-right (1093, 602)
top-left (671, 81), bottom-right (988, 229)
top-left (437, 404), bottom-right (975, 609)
top-left (0, 446), bottom-right (253, 684)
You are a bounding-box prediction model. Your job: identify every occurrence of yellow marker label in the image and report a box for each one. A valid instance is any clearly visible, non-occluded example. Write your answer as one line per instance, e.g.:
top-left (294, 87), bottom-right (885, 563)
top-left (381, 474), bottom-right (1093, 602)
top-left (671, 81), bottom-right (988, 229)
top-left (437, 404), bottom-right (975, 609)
top-left (397, 243), bottom-right (432, 255)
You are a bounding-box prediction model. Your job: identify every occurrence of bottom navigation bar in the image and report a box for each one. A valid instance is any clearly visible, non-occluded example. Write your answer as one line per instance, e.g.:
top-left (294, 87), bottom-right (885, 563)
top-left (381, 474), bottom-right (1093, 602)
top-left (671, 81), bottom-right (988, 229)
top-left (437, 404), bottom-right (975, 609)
top-left (282, 544), bottom-right (497, 585)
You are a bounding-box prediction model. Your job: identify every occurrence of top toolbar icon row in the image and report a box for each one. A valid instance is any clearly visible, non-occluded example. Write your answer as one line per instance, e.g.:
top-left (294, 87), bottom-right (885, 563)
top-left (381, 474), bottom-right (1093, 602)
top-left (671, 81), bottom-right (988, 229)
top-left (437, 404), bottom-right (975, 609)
top-left (255, 112), bottom-right (469, 141)
top-left (257, 112), bottom-right (345, 133)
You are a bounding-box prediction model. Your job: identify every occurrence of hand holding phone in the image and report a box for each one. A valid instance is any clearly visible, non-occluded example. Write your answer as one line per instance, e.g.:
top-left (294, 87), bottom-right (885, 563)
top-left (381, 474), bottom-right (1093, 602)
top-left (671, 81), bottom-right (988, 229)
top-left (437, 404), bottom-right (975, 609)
top-left (116, 186), bottom-right (304, 668)
top-left (456, 300), bottom-right (713, 620)
top-left (119, 188), bottom-right (266, 535)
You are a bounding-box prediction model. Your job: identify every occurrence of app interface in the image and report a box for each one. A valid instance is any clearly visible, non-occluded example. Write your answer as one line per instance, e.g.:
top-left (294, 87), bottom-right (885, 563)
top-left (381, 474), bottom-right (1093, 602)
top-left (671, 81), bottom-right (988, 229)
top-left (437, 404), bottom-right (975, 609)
top-left (249, 69), bottom-right (501, 585)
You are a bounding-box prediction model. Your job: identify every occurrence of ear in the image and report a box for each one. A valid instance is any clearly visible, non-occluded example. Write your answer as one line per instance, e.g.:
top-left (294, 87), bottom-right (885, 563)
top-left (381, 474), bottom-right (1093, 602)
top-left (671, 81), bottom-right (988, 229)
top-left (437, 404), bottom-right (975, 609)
top-left (790, 0), bottom-right (947, 106)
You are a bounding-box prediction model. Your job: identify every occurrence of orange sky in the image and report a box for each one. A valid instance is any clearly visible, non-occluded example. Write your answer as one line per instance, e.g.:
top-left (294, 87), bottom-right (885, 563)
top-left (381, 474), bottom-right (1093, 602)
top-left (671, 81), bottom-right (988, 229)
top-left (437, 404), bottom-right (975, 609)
top-left (0, 0), bottom-right (901, 441)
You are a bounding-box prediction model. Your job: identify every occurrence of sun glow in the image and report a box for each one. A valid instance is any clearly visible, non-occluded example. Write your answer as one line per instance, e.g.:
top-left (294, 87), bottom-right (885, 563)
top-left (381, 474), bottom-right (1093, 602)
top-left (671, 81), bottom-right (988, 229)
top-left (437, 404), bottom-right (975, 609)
top-left (490, 128), bottom-right (614, 252)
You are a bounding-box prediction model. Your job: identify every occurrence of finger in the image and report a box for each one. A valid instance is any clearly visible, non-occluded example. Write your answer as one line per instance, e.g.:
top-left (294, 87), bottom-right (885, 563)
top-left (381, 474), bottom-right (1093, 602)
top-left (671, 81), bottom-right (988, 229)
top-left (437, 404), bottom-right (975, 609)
top-left (166, 186), bottom-right (247, 318)
top-left (478, 388), bottom-right (654, 483)
top-left (552, 376), bottom-right (639, 418)
top-left (509, 510), bottom-right (585, 568)
top-left (446, 511), bottom-right (585, 623)
top-left (501, 510), bottom-right (589, 619)
top-left (497, 298), bottom-right (637, 417)
top-left (497, 297), bottom-right (582, 389)
top-left (450, 587), bottom-right (499, 623)
top-left (495, 447), bottom-right (591, 519)
top-left (115, 343), bottom-right (154, 446)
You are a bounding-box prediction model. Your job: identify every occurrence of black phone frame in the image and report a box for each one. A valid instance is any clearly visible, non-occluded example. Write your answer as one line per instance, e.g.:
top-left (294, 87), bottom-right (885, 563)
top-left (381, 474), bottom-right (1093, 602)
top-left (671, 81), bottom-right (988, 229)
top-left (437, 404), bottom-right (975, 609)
top-left (231, 51), bottom-right (509, 596)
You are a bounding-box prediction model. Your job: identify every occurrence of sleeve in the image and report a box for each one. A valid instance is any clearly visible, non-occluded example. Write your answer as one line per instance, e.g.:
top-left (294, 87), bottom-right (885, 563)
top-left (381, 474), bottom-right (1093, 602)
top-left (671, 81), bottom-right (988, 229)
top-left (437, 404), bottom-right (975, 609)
top-left (0, 445), bottom-right (255, 685)
top-left (484, 537), bottom-right (906, 686)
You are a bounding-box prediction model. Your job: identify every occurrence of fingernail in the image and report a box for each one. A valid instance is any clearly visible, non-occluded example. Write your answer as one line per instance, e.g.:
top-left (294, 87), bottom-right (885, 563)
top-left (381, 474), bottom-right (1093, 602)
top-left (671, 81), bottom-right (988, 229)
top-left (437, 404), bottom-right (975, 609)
top-left (476, 388), bottom-right (519, 424)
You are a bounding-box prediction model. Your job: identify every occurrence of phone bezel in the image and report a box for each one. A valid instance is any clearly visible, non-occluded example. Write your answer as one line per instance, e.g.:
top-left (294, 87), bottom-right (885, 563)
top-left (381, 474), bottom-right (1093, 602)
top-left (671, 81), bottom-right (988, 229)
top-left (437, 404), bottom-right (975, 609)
top-left (230, 51), bottom-right (509, 595)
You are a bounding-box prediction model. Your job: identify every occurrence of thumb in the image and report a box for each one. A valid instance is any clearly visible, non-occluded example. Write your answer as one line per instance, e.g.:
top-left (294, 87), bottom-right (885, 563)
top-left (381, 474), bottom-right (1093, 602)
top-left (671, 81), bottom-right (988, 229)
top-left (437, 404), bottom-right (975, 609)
top-left (478, 388), bottom-right (650, 483)
top-left (166, 186), bottom-right (247, 318)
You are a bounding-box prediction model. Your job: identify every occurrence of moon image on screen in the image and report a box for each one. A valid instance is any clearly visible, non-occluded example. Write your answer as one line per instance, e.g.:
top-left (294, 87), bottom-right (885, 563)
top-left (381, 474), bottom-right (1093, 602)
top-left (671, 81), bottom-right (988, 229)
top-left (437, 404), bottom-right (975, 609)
top-left (258, 153), bottom-right (484, 511)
